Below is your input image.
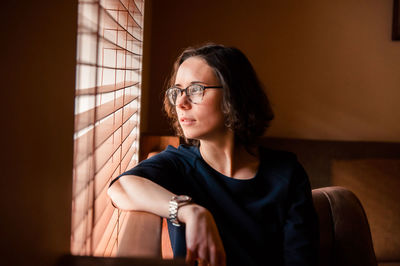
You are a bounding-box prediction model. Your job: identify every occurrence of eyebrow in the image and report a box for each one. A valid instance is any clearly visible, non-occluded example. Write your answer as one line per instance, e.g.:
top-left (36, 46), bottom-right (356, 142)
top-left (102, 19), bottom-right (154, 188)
top-left (174, 81), bottom-right (208, 87)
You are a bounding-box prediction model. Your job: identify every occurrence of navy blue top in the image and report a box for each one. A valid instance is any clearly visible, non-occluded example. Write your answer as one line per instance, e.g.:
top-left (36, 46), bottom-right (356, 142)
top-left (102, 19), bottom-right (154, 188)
top-left (111, 145), bottom-right (318, 266)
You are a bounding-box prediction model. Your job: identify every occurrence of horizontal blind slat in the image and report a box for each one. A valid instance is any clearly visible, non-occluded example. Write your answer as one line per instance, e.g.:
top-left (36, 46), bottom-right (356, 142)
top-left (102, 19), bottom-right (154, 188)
top-left (76, 81), bottom-right (139, 95)
top-left (97, 213), bottom-right (119, 257)
top-left (93, 162), bottom-right (123, 224)
top-left (71, 207), bottom-right (93, 254)
top-left (93, 154), bottom-right (121, 200)
top-left (72, 140), bottom-right (136, 231)
top-left (132, 0), bottom-right (145, 16)
top-left (72, 0), bottom-right (144, 256)
top-left (92, 202), bottom-right (116, 251)
top-left (126, 157), bottom-right (138, 171)
top-left (73, 131), bottom-right (135, 204)
top-left (120, 143), bottom-right (136, 173)
top-left (100, 4), bottom-right (142, 42)
top-left (74, 110), bottom-right (137, 166)
top-left (73, 130), bottom-right (137, 201)
top-left (72, 196), bottom-right (115, 241)
top-left (100, 0), bottom-right (143, 30)
top-left (75, 94), bottom-right (138, 132)
top-left (77, 26), bottom-right (142, 55)
top-left (72, 179), bottom-right (94, 231)
top-left (110, 211), bottom-right (128, 256)
top-left (95, 210), bottom-right (128, 256)
top-left (76, 61), bottom-right (141, 71)
top-left (98, 32), bottom-right (142, 55)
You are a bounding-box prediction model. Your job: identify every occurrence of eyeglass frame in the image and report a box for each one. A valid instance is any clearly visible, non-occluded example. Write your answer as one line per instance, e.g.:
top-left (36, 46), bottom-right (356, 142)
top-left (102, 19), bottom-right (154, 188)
top-left (166, 84), bottom-right (223, 106)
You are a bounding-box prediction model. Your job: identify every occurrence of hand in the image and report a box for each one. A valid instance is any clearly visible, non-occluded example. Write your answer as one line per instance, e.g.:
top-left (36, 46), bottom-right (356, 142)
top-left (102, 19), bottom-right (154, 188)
top-left (178, 204), bottom-right (226, 266)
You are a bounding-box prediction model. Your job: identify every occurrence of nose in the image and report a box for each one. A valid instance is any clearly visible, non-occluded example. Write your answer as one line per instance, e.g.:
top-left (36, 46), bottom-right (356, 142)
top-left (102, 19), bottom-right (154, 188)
top-left (175, 92), bottom-right (191, 109)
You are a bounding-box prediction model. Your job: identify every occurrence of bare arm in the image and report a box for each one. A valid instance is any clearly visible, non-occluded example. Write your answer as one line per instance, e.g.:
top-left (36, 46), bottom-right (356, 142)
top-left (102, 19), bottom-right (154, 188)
top-left (107, 174), bottom-right (174, 217)
top-left (107, 175), bottom-right (226, 266)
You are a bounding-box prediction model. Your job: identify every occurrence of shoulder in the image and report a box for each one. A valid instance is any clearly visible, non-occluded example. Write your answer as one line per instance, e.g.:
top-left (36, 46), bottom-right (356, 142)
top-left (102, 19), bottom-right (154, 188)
top-left (259, 146), bottom-right (298, 168)
top-left (165, 144), bottom-right (200, 158)
top-left (143, 144), bottom-right (200, 166)
top-left (258, 147), bottom-right (306, 184)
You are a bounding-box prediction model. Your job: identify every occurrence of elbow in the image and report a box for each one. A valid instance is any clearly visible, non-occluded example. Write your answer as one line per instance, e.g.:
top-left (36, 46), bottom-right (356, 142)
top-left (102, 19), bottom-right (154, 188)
top-left (107, 182), bottom-right (122, 209)
top-left (107, 179), bottom-right (139, 211)
top-left (107, 184), bottom-right (118, 204)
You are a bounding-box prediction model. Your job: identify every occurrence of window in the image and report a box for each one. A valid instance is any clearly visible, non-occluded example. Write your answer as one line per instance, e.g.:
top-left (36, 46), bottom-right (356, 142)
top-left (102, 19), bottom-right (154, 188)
top-left (71, 0), bottom-right (145, 256)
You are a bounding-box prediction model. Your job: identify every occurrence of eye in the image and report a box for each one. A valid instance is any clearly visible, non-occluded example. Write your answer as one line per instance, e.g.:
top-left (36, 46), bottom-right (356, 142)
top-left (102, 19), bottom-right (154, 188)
top-left (188, 84), bottom-right (203, 95)
top-left (171, 88), bottom-right (179, 97)
top-left (167, 88), bottom-right (179, 103)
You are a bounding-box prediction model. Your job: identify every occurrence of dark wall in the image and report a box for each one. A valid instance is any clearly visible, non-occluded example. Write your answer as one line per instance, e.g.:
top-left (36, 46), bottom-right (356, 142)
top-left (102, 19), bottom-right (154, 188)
top-left (260, 138), bottom-right (400, 188)
top-left (1, 1), bottom-right (77, 265)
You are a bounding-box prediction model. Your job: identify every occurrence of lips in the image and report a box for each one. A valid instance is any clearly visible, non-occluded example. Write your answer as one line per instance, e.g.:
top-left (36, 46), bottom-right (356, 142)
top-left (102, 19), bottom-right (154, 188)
top-left (180, 117), bottom-right (196, 126)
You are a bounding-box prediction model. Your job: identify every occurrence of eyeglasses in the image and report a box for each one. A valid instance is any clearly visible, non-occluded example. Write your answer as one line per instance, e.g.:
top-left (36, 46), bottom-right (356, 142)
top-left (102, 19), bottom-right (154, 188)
top-left (166, 84), bottom-right (223, 106)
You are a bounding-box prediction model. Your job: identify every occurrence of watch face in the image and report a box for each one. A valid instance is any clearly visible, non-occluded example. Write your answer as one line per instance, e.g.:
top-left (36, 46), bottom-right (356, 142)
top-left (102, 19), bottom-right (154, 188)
top-left (173, 195), bottom-right (192, 203)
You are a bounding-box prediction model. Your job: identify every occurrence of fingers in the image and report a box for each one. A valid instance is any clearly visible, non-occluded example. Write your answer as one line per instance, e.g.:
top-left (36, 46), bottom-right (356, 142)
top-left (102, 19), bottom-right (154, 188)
top-left (209, 246), bottom-right (226, 266)
top-left (187, 248), bottom-right (225, 266)
top-left (184, 207), bottom-right (226, 266)
top-left (187, 248), bottom-right (210, 266)
top-left (198, 247), bottom-right (209, 266)
top-left (186, 249), bottom-right (195, 266)
top-left (197, 258), bottom-right (208, 266)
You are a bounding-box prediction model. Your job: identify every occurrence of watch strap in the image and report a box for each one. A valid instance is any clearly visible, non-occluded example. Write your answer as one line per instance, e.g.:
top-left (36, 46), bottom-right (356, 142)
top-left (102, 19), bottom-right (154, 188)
top-left (168, 195), bottom-right (192, 227)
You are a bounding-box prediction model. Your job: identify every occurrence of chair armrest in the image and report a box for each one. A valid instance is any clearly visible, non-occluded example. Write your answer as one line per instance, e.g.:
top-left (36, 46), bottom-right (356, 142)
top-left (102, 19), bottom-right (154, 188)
top-left (313, 186), bottom-right (378, 266)
top-left (116, 135), bottom-right (179, 257)
top-left (117, 211), bottom-right (162, 258)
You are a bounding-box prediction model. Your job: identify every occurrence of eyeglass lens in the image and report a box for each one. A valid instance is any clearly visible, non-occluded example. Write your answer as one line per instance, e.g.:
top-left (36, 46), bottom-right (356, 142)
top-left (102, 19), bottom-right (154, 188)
top-left (168, 84), bottom-right (204, 105)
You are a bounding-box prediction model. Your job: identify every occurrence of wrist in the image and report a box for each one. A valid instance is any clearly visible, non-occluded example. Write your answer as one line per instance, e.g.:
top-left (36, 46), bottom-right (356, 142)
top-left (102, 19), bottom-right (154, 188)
top-left (168, 195), bottom-right (192, 226)
top-left (177, 204), bottom-right (205, 224)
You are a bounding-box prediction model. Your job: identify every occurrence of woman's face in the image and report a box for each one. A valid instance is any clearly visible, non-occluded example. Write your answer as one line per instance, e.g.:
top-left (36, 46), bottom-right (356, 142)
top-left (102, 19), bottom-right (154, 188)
top-left (174, 56), bottom-right (227, 141)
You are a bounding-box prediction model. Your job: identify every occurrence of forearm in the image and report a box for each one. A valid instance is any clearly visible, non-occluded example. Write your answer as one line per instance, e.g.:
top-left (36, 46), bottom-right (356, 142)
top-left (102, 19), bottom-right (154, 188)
top-left (108, 175), bottom-right (225, 265)
top-left (107, 175), bottom-right (174, 218)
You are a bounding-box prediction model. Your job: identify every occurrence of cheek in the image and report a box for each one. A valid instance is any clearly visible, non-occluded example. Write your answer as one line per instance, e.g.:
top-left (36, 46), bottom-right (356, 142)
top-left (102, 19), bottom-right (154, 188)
top-left (200, 95), bottom-right (225, 123)
top-left (199, 105), bottom-right (225, 127)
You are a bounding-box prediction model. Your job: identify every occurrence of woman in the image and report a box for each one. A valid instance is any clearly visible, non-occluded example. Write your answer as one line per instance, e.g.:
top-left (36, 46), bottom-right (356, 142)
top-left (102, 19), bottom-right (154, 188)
top-left (108, 44), bottom-right (319, 266)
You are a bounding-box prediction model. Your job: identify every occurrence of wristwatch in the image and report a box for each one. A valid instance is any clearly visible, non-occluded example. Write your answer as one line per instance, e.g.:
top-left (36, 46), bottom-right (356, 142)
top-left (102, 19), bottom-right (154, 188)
top-left (169, 195), bottom-right (192, 227)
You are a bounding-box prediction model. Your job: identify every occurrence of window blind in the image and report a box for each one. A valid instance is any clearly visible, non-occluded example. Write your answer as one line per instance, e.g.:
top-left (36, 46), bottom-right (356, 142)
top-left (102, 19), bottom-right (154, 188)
top-left (71, 0), bottom-right (145, 256)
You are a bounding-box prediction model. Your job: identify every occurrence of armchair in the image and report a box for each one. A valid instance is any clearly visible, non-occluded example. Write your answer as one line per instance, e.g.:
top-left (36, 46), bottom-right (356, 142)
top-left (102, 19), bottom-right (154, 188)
top-left (113, 186), bottom-right (378, 266)
top-left (313, 186), bottom-right (377, 266)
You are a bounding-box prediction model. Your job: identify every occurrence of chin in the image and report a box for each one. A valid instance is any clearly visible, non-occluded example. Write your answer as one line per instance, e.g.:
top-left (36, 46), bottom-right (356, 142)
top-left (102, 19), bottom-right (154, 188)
top-left (182, 132), bottom-right (199, 140)
top-left (182, 129), bottom-right (203, 141)
top-left (182, 126), bottom-right (229, 142)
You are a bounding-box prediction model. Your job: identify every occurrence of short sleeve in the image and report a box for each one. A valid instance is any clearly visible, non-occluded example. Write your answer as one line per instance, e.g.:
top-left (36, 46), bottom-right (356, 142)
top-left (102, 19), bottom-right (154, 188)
top-left (109, 149), bottom-right (185, 194)
top-left (283, 161), bottom-right (319, 266)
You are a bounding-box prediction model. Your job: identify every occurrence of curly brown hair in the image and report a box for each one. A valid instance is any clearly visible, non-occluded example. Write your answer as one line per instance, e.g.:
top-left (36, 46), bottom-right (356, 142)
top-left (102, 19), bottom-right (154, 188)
top-left (164, 43), bottom-right (274, 147)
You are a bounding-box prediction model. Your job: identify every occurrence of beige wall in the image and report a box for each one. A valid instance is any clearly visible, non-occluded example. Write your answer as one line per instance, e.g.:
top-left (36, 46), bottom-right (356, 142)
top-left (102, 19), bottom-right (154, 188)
top-left (142, 0), bottom-right (400, 142)
top-left (1, 1), bottom-right (77, 265)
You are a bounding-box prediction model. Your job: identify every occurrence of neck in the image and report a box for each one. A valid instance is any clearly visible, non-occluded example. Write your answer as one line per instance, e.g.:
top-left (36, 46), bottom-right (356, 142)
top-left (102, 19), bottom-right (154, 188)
top-left (199, 133), bottom-right (259, 179)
